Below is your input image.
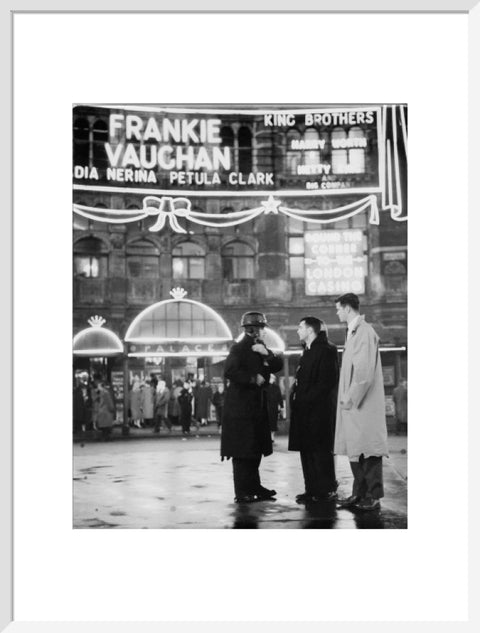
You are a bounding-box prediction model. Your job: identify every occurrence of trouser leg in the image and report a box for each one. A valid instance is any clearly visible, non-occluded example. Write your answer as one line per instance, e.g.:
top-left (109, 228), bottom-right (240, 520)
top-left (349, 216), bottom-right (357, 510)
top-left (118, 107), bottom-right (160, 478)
top-left (300, 451), bottom-right (336, 496)
top-left (350, 455), bottom-right (384, 500)
top-left (232, 457), bottom-right (262, 497)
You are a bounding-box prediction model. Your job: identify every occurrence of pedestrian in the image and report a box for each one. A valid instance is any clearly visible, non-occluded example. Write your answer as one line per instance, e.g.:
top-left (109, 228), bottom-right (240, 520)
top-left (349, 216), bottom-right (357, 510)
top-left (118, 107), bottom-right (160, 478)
top-left (334, 293), bottom-right (389, 512)
top-left (393, 378), bottom-right (408, 435)
top-left (168, 379), bottom-right (182, 428)
top-left (95, 380), bottom-right (116, 441)
top-left (73, 371), bottom-right (92, 434)
top-left (288, 317), bottom-right (339, 503)
top-left (221, 311), bottom-right (283, 503)
top-left (154, 379), bottom-right (171, 433)
top-left (129, 376), bottom-right (143, 428)
top-left (141, 378), bottom-right (156, 427)
top-left (266, 374), bottom-right (283, 443)
top-left (196, 380), bottom-right (213, 426)
top-left (212, 383), bottom-right (225, 431)
top-left (178, 385), bottom-right (193, 435)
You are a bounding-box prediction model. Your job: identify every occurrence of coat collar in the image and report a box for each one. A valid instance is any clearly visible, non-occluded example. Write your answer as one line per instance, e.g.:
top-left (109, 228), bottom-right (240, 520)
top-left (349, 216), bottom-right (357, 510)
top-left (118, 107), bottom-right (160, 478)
top-left (348, 314), bottom-right (365, 338)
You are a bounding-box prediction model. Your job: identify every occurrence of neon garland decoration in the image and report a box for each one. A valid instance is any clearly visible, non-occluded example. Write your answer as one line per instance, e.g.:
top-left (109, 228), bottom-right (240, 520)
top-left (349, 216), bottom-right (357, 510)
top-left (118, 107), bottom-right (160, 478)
top-left (73, 105), bottom-right (407, 231)
top-left (73, 194), bottom-right (380, 233)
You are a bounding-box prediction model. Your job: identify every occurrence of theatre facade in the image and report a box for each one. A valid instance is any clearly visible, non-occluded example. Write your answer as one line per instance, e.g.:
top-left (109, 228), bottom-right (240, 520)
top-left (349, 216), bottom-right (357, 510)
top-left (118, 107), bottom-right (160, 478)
top-left (73, 104), bottom-right (407, 423)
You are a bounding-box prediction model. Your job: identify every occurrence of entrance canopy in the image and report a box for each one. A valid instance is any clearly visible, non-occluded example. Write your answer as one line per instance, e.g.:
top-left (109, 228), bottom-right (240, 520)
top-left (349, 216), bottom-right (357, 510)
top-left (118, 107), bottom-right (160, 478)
top-left (73, 316), bottom-right (123, 357)
top-left (125, 288), bottom-right (233, 357)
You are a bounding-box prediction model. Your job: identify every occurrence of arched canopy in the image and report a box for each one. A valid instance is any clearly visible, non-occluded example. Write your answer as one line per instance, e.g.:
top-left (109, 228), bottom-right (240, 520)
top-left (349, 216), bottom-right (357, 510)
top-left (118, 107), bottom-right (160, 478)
top-left (125, 292), bottom-right (233, 344)
top-left (236, 326), bottom-right (286, 353)
top-left (73, 317), bottom-right (123, 357)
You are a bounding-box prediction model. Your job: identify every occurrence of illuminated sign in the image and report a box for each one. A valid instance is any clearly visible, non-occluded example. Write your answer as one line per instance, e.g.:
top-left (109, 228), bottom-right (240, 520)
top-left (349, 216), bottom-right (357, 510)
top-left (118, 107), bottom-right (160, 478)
top-left (128, 342), bottom-right (230, 357)
top-left (304, 229), bottom-right (367, 296)
top-left (73, 105), bottom-right (381, 196)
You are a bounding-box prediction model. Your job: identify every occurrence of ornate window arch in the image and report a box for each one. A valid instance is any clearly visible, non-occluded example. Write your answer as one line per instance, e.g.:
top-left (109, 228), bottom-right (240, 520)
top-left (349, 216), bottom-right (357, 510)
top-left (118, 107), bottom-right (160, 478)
top-left (73, 117), bottom-right (90, 165)
top-left (126, 238), bottom-right (160, 278)
top-left (74, 236), bottom-right (109, 278)
top-left (221, 240), bottom-right (255, 281)
top-left (172, 240), bottom-right (206, 279)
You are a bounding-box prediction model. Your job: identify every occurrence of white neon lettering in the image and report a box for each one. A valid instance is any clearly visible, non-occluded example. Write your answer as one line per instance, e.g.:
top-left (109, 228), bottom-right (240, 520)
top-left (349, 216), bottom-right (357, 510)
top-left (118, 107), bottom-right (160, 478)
top-left (181, 119), bottom-right (199, 143)
top-left (122, 144), bottom-right (141, 168)
top-left (143, 117), bottom-right (162, 142)
top-left (207, 119), bottom-right (222, 143)
top-left (109, 114), bottom-right (124, 139)
top-left (125, 115), bottom-right (143, 140)
top-left (163, 118), bottom-right (181, 143)
top-left (157, 146), bottom-right (175, 169)
top-left (104, 143), bottom-right (123, 167)
top-left (139, 144), bottom-right (157, 169)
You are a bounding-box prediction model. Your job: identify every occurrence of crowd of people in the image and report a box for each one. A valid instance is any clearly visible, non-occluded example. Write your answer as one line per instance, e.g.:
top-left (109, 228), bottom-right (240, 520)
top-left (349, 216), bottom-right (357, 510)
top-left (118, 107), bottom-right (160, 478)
top-left (73, 371), bottom-right (256, 439)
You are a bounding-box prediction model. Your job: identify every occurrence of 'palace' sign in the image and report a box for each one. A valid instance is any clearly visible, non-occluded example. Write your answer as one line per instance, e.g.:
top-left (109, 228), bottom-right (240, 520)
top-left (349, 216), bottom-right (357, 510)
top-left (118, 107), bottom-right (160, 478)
top-left (128, 342), bottom-right (231, 357)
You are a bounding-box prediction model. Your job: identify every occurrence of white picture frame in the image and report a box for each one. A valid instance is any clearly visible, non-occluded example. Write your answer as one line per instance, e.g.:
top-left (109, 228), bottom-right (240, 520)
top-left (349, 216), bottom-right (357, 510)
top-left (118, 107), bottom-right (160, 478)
top-left (3, 0), bottom-right (478, 630)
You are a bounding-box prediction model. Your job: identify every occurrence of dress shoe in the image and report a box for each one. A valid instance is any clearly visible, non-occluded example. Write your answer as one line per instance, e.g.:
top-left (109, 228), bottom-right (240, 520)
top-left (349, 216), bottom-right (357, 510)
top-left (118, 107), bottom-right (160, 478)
top-left (336, 495), bottom-right (360, 509)
top-left (353, 498), bottom-right (381, 512)
top-left (310, 491), bottom-right (337, 502)
top-left (296, 492), bottom-right (311, 503)
top-left (255, 487), bottom-right (277, 500)
top-left (234, 495), bottom-right (257, 504)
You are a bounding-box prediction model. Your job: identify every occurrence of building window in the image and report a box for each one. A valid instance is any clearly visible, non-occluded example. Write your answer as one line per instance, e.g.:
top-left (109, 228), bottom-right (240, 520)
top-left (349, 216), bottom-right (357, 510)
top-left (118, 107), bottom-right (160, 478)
top-left (172, 241), bottom-right (205, 279)
top-left (286, 129), bottom-right (302, 175)
top-left (126, 239), bottom-right (160, 278)
top-left (238, 126), bottom-right (252, 173)
top-left (303, 127), bottom-right (320, 166)
top-left (93, 119), bottom-right (109, 169)
top-left (288, 236), bottom-right (304, 278)
top-left (74, 237), bottom-right (108, 278)
top-left (382, 254), bottom-right (407, 301)
top-left (331, 126), bottom-right (366, 174)
top-left (73, 117), bottom-right (90, 165)
top-left (222, 241), bottom-right (255, 281)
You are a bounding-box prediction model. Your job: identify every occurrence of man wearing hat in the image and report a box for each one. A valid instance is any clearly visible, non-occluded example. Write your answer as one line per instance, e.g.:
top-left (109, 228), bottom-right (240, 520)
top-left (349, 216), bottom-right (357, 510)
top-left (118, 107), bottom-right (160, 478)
top-left (221, 311), bottom-right (283, 503)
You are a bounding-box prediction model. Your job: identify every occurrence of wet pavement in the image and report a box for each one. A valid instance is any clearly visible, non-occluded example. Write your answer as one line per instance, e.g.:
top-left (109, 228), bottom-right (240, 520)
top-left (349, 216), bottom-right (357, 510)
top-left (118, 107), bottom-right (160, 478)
top-left (73, 433), bottom-right (407, 529)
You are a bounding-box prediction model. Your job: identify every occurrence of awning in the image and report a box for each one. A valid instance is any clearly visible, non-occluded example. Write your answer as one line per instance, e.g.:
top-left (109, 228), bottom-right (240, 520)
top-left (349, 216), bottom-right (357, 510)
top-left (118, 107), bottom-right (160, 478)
top-left (125, 287), bottom-right (234, 357)
top-left (73, 316), bottom-right (123, 357)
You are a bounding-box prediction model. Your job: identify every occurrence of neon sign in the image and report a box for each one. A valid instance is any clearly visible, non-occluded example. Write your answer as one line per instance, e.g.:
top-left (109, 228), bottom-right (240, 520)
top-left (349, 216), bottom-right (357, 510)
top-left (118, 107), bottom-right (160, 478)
top-left (304, 229), bottom-right (367, 296)
top-left (73, 105), bottom-right (381, 195)
top-left (73, 105), bottom-right (407, 229)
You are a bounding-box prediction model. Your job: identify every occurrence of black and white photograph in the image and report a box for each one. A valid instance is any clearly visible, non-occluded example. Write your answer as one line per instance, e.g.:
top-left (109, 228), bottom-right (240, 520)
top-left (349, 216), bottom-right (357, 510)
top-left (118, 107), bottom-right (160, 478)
top-left (72, 103), bottom-right (408, 529)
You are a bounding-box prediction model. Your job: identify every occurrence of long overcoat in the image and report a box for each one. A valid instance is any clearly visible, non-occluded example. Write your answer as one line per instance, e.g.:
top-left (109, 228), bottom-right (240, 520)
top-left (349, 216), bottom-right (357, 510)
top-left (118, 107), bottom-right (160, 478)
top-left (196, 385), bottom-right (213, 419)
top-left (221, 335), bottom-right (283, 459)
top-left (96, 388), bottom-right (115, 429)
top-left (334, 316), bottom-right (389, 459)
top-left (288, 332), bottom-right (339, 452)
top-left (393, 384), bottom-right (407, 423)
top-left (141, 385), bottom-right (155, 419)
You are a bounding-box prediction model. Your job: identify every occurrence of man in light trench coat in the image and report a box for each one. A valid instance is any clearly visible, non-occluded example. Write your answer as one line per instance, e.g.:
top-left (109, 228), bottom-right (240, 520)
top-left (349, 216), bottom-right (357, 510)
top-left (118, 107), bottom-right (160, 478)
top-left (334, 293), bottom-right (389, 512)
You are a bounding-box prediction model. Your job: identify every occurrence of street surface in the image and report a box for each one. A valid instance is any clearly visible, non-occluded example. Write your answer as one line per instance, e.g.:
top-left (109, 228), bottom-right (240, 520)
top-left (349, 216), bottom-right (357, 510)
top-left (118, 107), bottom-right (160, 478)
top-left (73, 433), bottom-right (407, 529)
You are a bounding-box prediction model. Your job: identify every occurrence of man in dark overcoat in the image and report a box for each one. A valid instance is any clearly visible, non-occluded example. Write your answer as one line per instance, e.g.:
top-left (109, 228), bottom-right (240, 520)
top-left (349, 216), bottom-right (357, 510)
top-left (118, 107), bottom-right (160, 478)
top-left (289, 316), bottom-right (339, 503)
top-left (221, 311), bottom-right (283, 503)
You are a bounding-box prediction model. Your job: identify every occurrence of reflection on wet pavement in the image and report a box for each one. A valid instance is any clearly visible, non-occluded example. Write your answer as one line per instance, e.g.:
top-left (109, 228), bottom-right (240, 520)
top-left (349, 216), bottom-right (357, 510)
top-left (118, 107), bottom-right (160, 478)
top-left (73, 436), bottom-right (407, 529)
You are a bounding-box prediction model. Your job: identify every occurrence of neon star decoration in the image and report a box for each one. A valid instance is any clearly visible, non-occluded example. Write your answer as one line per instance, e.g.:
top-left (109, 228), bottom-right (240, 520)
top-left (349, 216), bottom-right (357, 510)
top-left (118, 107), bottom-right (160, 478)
top-left (261, 195), bottom-right (281, 215)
